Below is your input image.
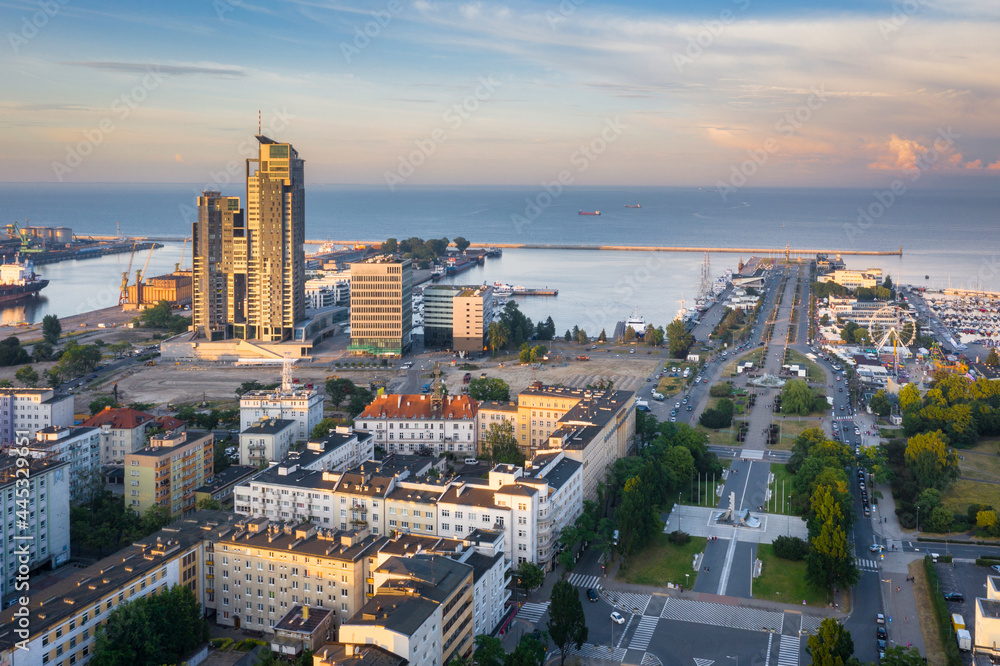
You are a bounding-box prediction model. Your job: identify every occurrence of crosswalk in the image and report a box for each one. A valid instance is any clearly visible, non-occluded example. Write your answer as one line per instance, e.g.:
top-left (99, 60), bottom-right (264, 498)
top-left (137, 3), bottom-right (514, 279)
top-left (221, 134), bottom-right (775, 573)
top-left (628, 616), bottom-right (658, 652)
top-left (640, 652), bottom-right (662, 666)
top-left (777, 634), bottom-right (800, 666)
top-left (742, 449), bottom-right (764, 460)
top-left (856, 557), bottom-right (879, 572)
top-left (566, 573), bottom-right (601, 589)
top-left (609, 591), bottom-right (652, 615)
top-left (660, 598), bottom-right (784, 632)
top-left (552, 643), bottom-right (628, 663)
top-left (800, 615), bottom-right (824, 635)
top-left (516, 601), bottom-right (550, 624)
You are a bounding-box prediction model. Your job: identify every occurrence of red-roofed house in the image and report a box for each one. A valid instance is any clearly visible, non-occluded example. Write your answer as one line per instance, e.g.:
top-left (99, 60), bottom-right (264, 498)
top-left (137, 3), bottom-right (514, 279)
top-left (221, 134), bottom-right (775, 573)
top-left (357, 393), bottom-right (478, 455)
top-left (82, 406), bottom-right (186, 465)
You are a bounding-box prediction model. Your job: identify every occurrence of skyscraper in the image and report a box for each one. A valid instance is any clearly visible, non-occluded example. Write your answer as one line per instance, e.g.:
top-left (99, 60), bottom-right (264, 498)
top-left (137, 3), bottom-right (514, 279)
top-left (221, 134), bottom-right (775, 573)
top-left (193, 191), bottom-right (245, 340)
top-left (192, 135), bottom-right (305, 343)
top-left (245, 136), bottom-right (305, 342)
top-left (349, 256), bottom-right (413, 356)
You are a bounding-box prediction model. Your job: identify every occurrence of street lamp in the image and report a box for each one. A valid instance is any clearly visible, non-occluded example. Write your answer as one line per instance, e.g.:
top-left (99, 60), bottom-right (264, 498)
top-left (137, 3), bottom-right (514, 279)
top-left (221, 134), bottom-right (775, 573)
top-left (916, 505), bottom-right (921, 536)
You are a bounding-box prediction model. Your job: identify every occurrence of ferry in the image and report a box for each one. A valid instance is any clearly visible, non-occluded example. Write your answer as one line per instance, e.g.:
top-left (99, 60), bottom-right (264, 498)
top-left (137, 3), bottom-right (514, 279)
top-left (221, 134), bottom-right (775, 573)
top-left (493, 282), bottom-right (513, 294)
top-left (625, 309), bottom-right (647, 336)
top-left (578, 211), bottom-right (601, 216)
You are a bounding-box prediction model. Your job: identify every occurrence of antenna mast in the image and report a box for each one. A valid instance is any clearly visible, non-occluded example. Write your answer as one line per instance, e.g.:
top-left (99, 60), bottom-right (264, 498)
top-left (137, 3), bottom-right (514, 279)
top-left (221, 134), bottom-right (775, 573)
top-left (258, 109), bottom-right (261, 135)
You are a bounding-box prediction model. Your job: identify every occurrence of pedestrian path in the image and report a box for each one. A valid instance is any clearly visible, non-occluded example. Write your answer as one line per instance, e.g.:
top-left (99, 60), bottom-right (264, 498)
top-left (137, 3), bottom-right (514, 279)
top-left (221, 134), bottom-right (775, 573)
top-left (628, 616), bottom-right (658, 652)
top-left (516, 601), bottom-right (550, 624)
top-left (659, 597), bottom-right (783, 632)
top-left (551, 643), bottom-right (627, 663)
top-left (566, 573), bottom-right (601, 589)
top-left (856, 557), bottom-right (879, 572)
top-left (777, 634), bottom-right (800, 666)
top-left (608, 591), bottom-right (652, 615)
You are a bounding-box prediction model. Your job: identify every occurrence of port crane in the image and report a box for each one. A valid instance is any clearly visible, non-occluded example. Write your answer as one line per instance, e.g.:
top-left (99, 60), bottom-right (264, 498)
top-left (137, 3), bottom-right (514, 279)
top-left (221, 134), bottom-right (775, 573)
top-left (133, 245), bottom-right (154, 306)
top-left (118, 242), bottom-right (138, 306)
top-left (6, 221), bottom-right (43, 254)
top-left (175, 237), bottom-right (190, 272)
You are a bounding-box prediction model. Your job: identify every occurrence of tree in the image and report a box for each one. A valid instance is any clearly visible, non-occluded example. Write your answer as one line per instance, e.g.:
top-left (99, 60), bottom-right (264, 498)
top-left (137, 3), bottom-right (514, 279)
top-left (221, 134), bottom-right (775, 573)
top-left (505, 634), bottom-right (546, 666)
top-left (89, 395), bottom-right (119, 415)
top-left (781, 379), bottom-right (817, 416)
top-left (516, 561), bottom-right (545, 598)
top-left (487, 321), bottom-right (509, 357)
top-left (547, 581), bottom-right (588, 666)
top-left (453, 236), bottom-right (470, 253)
top-left (987, 349), bottom-right (1000, 367)
top-left (311, 417), bottom-right (341, 440)
top-left (878, 646), bottom-right (924, 666)
top-left (904, 430), bottom-right (959, 490)
top-left (805, 618), bottom-right (855, 666)
top-left (381, 238), bottom-right (398, 254)
top-left (666, 319), bottom-right (694, 358)
top-left (197, 497), bottom-right (222, 510)
top-left (14, 365), bottom-right (38, 386)
top-left (49, 341), bottom-right (101, 381)
top-left (645, 325), bottom-right (664, 347)
top-left (623, 326), bottom-right (636, 343)
top-left (481, 421), bottom-right (525, 466)
top-left (615, 476), bottom-right (658, 556)
top-left (563, 329), bottom-right (572, 342)
top-left (138, 300), bottom-right (190, 334)
top-left (469, 377), bottom-right (510, 401)
top-left (32, 341), bottom-right (53, 362)
top-left (42, 314), bottom-right (62, 345)
top-left (0, 337), bottom-right (30, 367)
top-left (898, 383), bottom-right (921, 412)
top-left (576, 329), bottom-right (588, 344)
top-left (870, 389), bottom-right (891, 417)
top-left (325, 377), bottom-right (356, 408)
top-left (820, 313), bottom-right (831, 326)
top-left (598, 329), bottom-right (607, 343)
top-left (472, 635), bottom-right (505, 666)
top-left (346, 386), bottom-right (374, 418)
top-left (141, 504), bottom-right (174, 534)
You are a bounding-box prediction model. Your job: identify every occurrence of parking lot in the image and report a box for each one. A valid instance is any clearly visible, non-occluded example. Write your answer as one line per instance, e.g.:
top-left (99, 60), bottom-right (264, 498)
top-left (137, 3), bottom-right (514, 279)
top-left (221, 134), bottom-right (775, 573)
top-left (934, 561), bottom-right (997, 665)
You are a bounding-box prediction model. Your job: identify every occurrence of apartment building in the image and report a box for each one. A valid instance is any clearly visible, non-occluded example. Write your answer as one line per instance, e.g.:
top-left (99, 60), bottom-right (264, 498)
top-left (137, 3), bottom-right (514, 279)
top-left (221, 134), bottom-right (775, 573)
top-left (338, 555), bottom-right (474, 666)
top-left (14, 426), bottom-right (101, 501)
top-left (0, 456), bottom-right (70, 603)
top-left (125, 431), bottom-right (214, 518)
top-left (818, 268), bottom-right (884, 290)
top-left (193, 190), bottom-right (245, 340)
top-left (476, 401), bottom-right (518, 449)
top-left (0, 387), bottom-right (74, 445)
top-left (357, 393), bottom-right (478, 455)
top-left (423, 285), bottom-right (494, 354)
top-left (194, 465), bottom-right (261, 508)
top-left (239, 386), bottom-right (323, 443)
top-left (305, 274), bottom-right (351, 309)
top-left (348, 256), bottom-right (413, 357)
top-left (0, 510), bottom-right (239, 666)
top-left (213, 519), bottom-right (385, 633)
top-left (81, 406), bottom-right (186, 466)
top-left (240, 418), bottom-right (296, 467)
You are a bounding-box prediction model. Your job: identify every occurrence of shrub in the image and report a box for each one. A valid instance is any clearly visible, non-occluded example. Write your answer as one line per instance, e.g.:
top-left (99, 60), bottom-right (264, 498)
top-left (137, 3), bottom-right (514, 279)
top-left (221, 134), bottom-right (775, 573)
top-left (211, 638), bottom-right (234, 650)
top-left (772, 535), bottom-right (810, 561)
top-left (709, 382), bottom-right (733, 398)
top-left (668, 530), bottom-right (691, 545)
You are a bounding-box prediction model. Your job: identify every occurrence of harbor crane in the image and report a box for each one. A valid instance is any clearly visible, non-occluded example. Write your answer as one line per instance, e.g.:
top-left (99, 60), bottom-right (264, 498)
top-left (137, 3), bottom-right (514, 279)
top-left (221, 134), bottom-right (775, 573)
top-left (133, 245), bottom-right (154, 307)
top-left (6, 221), bottom-right (43, 254)
top-left (175, 236), bottom-right (190, 272)
top-left (118, 242), bottom-right (138, 306)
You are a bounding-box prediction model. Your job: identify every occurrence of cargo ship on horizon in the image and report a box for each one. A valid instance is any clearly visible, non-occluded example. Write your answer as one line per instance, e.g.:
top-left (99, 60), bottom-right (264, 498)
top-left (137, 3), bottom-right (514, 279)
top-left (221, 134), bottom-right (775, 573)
top-left (0, 256), bottom-right (48, 305)
top-left (578, 210), bottom-right (601, 216)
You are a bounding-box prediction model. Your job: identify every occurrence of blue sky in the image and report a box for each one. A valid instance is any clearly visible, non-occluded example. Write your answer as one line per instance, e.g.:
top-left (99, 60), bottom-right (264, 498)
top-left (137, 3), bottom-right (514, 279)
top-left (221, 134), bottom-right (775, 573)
top-left (2, 0), bottom-right (999, 186)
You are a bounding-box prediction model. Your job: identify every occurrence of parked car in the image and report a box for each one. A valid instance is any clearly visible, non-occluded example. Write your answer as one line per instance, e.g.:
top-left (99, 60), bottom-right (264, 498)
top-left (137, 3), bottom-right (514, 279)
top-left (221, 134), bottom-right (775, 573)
top-left (876, 626), bottom-right (887, 640)
top-left (876, 613), bottom-right (885, 625)
top-left (944, 592), bottom-right (965, 602)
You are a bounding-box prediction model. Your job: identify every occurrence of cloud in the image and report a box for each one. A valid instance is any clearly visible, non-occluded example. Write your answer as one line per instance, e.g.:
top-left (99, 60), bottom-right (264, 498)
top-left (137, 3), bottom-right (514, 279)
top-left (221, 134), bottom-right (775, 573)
top-left (867, 134), bottom-right (1000, 172)
top-left (867, 134), bottom-right (934, 171)
top-left (14, 103), bottom-right (90, 112)
top-left (62, 61), bottom-right (246, 77)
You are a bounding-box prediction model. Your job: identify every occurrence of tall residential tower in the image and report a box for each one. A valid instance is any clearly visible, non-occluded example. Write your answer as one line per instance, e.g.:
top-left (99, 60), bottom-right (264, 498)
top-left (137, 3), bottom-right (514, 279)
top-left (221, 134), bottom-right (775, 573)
top-left (193, 191), bottom-right (245, 340)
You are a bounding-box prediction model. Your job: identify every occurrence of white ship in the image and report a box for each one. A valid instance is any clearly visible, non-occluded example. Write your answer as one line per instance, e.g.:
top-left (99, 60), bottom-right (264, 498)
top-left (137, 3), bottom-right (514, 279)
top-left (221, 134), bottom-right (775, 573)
top-left (625, 309), bottom-right (647, 336)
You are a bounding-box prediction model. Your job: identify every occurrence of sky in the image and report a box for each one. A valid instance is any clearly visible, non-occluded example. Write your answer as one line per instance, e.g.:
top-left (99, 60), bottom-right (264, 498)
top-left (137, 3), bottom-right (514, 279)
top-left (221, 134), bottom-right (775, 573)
top-left (1, 0), bottom-right (999, 187)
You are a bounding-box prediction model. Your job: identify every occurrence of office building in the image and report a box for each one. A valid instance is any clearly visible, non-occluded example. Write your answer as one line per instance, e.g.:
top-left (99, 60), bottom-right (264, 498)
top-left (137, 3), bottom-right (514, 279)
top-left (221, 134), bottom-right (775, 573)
top-left (239, 383), bottom-right (323, 443)
top-left (193, 191), bottom-right (245, 340)
top-left (0, 511), bottom-right (240, 666)
top-left (81, 406), bottom-right (186, 466)
top-left (0, 456), bottom-right (70, 603)
top-left (423, 285), bottom-right (494, 354)
top-left (338, 555), bottom-right (474, 666)
top-left (348, 256), bottom-right (412, 357)
top-left (357, 393), bottom-right (478, 455)
top-left (240, 418), bottom-right (297, 467)
top-left (15, 426), bottom-right (102, 501)
top-left (0, 387), bottom-right (74, 445)
top-left (817, 268), bottom-right (884, 290)
top-left (213, 519), bottom-right (384, 633)
top-left (125, 430), bottom-right (214, 518)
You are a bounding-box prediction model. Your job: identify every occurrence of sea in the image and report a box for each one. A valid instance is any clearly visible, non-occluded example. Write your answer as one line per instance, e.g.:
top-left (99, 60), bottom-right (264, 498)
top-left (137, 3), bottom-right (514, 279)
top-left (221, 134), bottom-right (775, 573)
top-left (2, 183), bottom-right (998, 332)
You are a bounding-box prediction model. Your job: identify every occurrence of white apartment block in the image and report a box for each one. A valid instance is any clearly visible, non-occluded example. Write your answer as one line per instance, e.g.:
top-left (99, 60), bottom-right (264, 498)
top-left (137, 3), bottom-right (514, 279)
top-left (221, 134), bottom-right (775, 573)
top-left (305, 275), bottom-right (350, 309)
top-left (13, 426), bottom-right (102, 501)
top-left (0, 456), bottom-right (71, 601)
top-left (240, 386), bottom-right (324, 442)
top-left (357, 394), bottom-right (478, 455)
top-left (0, 388), bottom-right (74, 445)
top-left (240, 419), bottom-right (297, 467)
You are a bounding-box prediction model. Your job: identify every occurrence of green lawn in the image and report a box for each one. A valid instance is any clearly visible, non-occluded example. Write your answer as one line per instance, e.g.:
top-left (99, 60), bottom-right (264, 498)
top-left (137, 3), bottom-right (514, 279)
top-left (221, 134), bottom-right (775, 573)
top-left (943, 479), bottom-right (1000, 516)
top-left (767, 464), bottom-right (800, 515)
top-left (774, 418), bottom-right (823, 449)
top-left (722, 349), bottom-right (765, 377)
top-left (753, 544), bottom-right (828, 607)
top-left (617, 530), bottom-right (706, 589)
top-left (783, 349), bottom-right (825, 383)
top-left (695, 424), bottom-right (739, 447)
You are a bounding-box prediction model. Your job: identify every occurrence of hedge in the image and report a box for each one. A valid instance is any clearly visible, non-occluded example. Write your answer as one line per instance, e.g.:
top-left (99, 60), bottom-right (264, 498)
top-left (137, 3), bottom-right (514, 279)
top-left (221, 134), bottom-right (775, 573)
top-left (976, 557), bottom-right (1000, 566)
top-left (923, 556), bottom-right (963, 666)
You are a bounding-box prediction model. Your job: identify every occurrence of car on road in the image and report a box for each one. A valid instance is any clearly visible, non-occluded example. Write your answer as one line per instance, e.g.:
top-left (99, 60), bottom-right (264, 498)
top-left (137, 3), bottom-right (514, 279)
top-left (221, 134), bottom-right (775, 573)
top-left (687, 406), bottom-right (693, 411)
top-left (944, 592), bottom-right (965, 602)
top-left (869, 544), bottom-right (884, 553)
top-left (587, 589), bottom-right (599, 602)
top-left (610, 612), bottom-right (625, 625)
top-left (876, 613), bottom-right (885, 625)
top-left (876, 626), bottom-right (887, 640)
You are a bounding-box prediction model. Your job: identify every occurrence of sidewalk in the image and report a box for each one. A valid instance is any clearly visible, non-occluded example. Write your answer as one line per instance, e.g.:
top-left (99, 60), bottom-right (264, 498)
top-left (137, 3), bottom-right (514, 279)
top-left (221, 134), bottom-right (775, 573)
top-left (878, 551), bottom-right (926, 654)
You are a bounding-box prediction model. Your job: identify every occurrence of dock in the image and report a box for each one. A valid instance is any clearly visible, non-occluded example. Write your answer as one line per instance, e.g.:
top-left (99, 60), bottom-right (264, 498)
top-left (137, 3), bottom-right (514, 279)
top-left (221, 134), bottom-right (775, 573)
top-left (508, 288), bottom-right (558, 296)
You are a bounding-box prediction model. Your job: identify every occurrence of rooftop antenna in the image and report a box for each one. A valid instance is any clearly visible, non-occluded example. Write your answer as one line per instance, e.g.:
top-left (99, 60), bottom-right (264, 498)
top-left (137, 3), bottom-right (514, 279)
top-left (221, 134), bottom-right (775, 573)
top-left (258, 109), bottom-right (261, 135)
